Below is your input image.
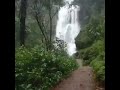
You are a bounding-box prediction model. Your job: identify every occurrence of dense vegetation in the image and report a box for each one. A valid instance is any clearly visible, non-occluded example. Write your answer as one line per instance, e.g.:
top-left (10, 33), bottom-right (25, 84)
top-left (15, 0), bottom-right (79, 89)
top-left (15, 46), bottom-right (78, 90)
top-left (80, 40), bottom-right (105, 84)
top-left (15, 0), bottom-right (105, 89)
top-left (74, 0), bottom-right (105, 86)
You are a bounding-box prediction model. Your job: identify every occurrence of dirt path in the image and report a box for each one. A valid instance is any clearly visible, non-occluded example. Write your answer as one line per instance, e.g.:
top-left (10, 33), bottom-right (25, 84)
top-left (76, 59), bottom-right (83, 68)
top-left (52, 59), bottom-right (95, 90)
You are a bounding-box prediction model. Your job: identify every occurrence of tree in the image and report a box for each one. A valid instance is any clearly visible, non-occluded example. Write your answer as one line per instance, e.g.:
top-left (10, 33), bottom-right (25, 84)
top-left (20, 0), bottom-right (28, 46)
top-left (31, 0), bottom-right (62, 50)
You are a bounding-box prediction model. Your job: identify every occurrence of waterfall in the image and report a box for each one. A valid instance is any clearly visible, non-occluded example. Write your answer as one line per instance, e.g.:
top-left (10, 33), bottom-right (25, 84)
top-left (55, 0), bottom-right (81, 56)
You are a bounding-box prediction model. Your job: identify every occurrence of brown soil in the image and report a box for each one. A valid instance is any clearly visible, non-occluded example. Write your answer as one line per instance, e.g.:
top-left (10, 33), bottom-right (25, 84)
top-left (51, 59), bottom-right (105, 90)
top-left (52, 65), bottom-right (96, 90)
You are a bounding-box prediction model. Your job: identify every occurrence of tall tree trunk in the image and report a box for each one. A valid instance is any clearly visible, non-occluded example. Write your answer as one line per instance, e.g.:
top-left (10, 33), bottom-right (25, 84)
top-left (49, 0), bottom-right (52, 50)
top-left (20, 0), bottom-right (28, 46)
top-left (35, 15), bottom-right (49, 50)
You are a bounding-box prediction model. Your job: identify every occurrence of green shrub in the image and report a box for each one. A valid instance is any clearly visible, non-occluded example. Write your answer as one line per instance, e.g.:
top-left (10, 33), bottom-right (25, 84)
top-left (90, 54), bottom-right (105, 83)
top-left (80, 40), bottom-right (104, 65)
top-left (79, 40), bottom-right (105, 83)
top-left (15, 46), bottom-right (78, 90)
top-left (97, 66), bottom-right (105, 82)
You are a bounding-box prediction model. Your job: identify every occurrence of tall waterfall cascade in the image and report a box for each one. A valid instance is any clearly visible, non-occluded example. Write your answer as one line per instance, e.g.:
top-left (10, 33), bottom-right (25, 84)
top-left (55, 0), bottom-right (81, 56)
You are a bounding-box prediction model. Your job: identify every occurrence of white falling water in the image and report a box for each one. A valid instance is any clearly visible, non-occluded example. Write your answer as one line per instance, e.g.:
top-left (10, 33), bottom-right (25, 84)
top-left (55, 0), bottom-right (81, 56)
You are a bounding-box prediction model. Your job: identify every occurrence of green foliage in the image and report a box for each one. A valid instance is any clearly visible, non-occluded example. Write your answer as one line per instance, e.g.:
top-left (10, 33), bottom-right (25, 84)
top-left (86, 16), bottom-right (105, 41)
top-left (79, 38), bottom-right (105, 83)
top-left (80, 40), bottom-right (104, 65)
top-left (75, 0), bottom-right (105, 26)
top-left (25, 22), bottom-right (44, 48)
top-left (79, 39), bottom-right (105, 83)
top-left (15, 19), bottom-right (20, 48)
top-left (15, 0), bottom-right (105, 88)
top-left (76, 30), bottom-right (94, 49)
top-left (97, 66), bottom-right (105, 82)
top-left (90, 54), bottom-right (105, 83)
top-left (76, 15), bottom-right (105, 50)
top-left (15, 46), bottom-right (78, 90)
top-left (76, 1), bottom-right (105, 84)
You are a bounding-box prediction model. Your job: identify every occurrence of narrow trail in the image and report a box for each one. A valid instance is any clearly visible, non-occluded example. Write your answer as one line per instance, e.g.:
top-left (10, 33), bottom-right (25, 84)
top-left (52, 59), bottom-right (96, 90)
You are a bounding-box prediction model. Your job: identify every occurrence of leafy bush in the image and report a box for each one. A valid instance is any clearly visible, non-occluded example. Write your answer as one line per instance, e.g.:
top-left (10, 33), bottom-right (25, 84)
top-left (80, 40), bottom-right (104, 65)
top-left (90, 54), bottom-right (105, 83)
top-left (15, 46), bottom-right (78, 90)
top-left (79, 40), bottom-right (105, 83)
top-left (76, 30), bottom-right (94, 50)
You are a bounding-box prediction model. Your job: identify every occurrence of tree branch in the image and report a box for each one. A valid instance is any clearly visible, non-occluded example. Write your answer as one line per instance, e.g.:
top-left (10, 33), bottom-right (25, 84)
top-left (34, 13), bottom-right (49, 50)
top-left (52, 9), bottom-right (59, 19)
